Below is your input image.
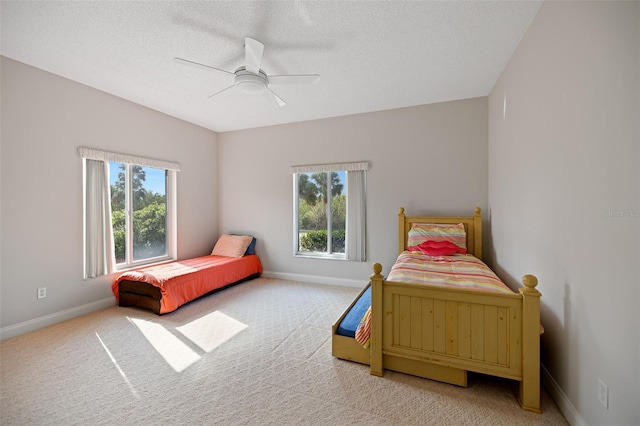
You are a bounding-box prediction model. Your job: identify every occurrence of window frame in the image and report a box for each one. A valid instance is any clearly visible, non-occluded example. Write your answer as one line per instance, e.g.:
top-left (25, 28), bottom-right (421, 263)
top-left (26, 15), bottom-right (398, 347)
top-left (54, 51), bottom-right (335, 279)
top-left (113, 162), bottom-right (178, 270)
top-left (291, 161), bottom-right (369, 261)
top-left (293, 170), bottom-right (346, 260)
top-left (79, 147), bottom-right (180, 278)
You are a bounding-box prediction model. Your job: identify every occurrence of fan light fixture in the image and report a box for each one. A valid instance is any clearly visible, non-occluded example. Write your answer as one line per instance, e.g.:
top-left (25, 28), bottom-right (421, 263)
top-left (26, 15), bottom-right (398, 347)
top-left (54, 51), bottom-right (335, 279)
top-left (235, 68), bottom-right (267, 94)
top-left (174, 37), bottom-right (319, 107)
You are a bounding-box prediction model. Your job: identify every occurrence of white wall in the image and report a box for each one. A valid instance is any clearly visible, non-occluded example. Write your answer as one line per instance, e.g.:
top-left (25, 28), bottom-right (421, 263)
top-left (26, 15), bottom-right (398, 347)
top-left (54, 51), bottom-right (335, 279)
top-left (488, 2), bottom-right (639, 425)
top-left (0, 57), bottom-right (218, 337)
top-left (218, 98), bottom-right (488, 285)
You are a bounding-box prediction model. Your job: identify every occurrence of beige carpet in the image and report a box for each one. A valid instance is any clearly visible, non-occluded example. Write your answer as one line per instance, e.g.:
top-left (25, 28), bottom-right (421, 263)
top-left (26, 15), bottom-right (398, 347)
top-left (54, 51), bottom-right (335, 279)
top-left (1, 278), bottom-right (567, 425)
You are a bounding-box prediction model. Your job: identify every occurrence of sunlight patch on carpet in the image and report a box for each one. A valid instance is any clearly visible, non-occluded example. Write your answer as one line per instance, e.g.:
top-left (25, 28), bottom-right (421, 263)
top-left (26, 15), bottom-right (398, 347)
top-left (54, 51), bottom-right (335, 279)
top-left (95, 332), bottom-right (140, 398)
top-left (176, 311), bottom-right (248, 353)
top-left (129, 317), bottom-right (201, 372)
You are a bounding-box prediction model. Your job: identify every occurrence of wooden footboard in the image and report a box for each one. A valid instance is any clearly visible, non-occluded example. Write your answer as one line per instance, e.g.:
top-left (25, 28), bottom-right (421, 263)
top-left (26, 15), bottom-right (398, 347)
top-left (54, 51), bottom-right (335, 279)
top-left (369, 263), bottom-right (541, 412)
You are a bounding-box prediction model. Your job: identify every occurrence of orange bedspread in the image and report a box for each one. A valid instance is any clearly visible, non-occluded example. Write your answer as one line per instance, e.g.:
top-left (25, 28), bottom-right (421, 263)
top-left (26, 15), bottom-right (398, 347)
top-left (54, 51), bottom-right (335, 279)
top-left (112, 254), bottom-right (262, 314)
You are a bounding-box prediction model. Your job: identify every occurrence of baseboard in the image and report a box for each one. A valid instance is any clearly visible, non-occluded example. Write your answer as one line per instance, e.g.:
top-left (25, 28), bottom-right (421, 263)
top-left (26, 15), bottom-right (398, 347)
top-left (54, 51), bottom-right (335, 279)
top-left (0, 297), bottom-right (115, 341)
top-left (261, 270), bottom-right (366, 289)
top-left (541, 363), bottom-right (586, 426)
top-left (1, 274), bottom-right (363, 341)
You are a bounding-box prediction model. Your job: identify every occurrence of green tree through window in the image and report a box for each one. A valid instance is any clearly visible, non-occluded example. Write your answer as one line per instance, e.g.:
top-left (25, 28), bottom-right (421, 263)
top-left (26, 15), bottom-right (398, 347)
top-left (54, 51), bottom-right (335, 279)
top-left (110, 162), bottom-right (168, 265)
top-left (296, 171), bottom-right (346, 255)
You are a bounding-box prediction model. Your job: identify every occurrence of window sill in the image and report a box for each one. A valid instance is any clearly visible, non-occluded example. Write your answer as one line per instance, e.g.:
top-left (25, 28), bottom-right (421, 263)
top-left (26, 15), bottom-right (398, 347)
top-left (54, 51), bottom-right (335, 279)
top-left (115, 256), bottom-right (175, 272)
top-left (294, 252), bottom-right (346, 261)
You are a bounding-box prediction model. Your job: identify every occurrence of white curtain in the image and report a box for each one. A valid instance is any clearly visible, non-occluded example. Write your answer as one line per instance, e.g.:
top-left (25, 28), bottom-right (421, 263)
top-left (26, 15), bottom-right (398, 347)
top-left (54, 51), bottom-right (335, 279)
top-left (346, 170), bottom-right (367, 261)
top-left (290, 161), bottom-right (369, 174)
top-left (78, 147), bottom-right (181, 172)
top-left (83, 159), bottom-right (115, 279)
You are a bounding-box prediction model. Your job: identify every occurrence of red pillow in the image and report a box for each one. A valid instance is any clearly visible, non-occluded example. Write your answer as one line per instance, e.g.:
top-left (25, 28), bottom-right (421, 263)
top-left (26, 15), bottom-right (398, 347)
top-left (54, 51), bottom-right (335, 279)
top-left (412, 240), bottom-right (467, 256)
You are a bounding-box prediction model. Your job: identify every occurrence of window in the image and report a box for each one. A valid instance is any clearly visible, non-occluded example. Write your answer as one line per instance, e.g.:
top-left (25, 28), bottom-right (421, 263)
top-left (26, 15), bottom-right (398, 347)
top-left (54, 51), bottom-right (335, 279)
top-left (109, 162), bottom-right (173, 267)
top-left (295, 171), bottom-right (346, 256)
top-left (292, 161), bottom-right (369, 261)
top-left (79, 148), bottom-right (179, 278)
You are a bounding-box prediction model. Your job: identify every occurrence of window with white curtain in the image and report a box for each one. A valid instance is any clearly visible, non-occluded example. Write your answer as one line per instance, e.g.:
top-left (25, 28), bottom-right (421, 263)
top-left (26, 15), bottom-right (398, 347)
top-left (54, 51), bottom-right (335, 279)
top-left (291, 161), bottom-right (369, 261)
top-left (79, 148), bottom-right (179, 278)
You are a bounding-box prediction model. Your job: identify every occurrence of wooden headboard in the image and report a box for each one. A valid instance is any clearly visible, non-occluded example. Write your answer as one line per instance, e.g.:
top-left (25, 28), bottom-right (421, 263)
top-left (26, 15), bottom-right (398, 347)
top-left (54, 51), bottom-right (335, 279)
top-left (398, 207), bottom-right (483, 260)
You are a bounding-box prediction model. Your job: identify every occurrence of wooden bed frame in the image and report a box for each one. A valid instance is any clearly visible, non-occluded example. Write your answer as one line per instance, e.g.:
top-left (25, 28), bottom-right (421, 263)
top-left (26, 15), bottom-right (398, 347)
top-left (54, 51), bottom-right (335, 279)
top-left (331, 207), bottom-right (542, 412)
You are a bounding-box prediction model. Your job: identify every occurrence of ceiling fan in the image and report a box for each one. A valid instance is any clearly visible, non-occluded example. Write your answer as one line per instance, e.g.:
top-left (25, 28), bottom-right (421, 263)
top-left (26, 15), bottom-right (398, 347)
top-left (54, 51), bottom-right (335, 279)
top-left (174, 37), bottom-right (320, 107)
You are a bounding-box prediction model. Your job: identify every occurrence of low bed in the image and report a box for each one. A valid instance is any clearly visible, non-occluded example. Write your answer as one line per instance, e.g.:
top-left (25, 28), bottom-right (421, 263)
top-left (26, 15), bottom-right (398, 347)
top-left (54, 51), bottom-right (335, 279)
top-left (112, 235), bottom-right (262, 315)
top-left (332, 208), bottom-right (542, 412)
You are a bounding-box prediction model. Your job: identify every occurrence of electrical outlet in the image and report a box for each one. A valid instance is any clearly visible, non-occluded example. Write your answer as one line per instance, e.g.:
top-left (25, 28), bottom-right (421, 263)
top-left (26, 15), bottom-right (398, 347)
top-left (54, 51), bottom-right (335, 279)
top-left (598, 378), bottom-right (609, 409)
top-left (37, 287), bottom-right (47, 299)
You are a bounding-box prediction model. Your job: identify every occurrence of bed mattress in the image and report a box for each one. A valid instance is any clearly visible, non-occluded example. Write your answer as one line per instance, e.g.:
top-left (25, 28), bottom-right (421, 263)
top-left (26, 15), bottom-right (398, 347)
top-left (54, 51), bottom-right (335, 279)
top-left (336, 252), bottom-right (513, 343)
top-left (336, 285), bottom-right (371, 337)
top-left (112, 254), bottom-right (262, 314)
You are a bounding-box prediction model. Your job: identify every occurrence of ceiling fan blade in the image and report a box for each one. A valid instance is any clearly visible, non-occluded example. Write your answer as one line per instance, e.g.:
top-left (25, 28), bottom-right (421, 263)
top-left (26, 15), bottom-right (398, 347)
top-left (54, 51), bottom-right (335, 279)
top-left (267, 88), bottom-right (287, 107)
top-left (207, 84), bottom-right (235, 99)
top-left (268, 74), bottom-right (320, 85)
top-left (245, 37), bottom-right (264, 75)
top-left (174, 57), bottom-right (234, 77)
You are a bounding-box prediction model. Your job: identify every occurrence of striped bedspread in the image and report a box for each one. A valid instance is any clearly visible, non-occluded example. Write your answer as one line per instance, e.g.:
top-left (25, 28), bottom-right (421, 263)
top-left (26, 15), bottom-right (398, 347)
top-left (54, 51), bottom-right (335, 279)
top-left (354, 252), bottom-right (512, 347)
top-left (387, 251), bottom-right (513, 294)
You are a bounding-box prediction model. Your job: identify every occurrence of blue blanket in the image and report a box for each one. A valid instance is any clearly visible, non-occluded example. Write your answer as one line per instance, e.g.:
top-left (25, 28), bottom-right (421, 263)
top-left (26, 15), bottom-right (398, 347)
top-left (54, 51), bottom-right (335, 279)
top-left (336, 285), bottom-right (371, 337)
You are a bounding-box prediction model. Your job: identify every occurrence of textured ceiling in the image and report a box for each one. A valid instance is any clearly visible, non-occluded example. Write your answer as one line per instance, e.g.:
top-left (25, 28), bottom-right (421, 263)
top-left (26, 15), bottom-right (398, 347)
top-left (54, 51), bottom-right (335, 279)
top-left (0, 1), bottom-right (541, 132)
